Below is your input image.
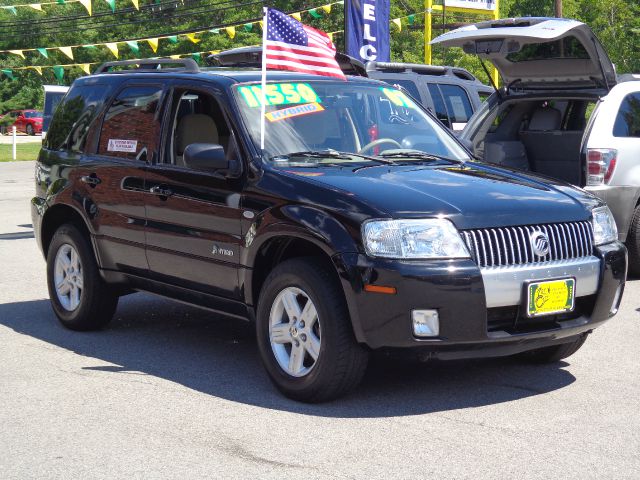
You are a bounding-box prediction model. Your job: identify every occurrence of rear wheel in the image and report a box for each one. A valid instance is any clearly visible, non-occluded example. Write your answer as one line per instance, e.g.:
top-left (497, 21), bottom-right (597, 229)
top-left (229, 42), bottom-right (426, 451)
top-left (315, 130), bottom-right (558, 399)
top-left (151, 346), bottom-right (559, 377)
top-left (46, 223), bottom-right (118, 331)
top-left (626, 204), bottom-right (640, 276)
top-left (26, 124), bottom-right (34, 136)
top-left (256, 258), bottom-right (369, 402)
top-left (517, 334), bottom-right (588, 363)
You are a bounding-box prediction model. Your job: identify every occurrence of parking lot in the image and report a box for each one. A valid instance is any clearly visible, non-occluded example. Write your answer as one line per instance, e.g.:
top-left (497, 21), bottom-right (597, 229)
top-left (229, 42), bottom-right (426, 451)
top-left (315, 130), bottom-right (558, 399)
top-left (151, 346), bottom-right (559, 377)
top-left (1, 160), bottom-right (639, 479)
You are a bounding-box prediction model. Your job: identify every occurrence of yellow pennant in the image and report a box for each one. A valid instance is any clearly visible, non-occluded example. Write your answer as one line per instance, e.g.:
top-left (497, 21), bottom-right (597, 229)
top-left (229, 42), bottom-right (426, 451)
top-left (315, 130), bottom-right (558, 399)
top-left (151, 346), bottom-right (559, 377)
top-left (258, 21), bottom-right (263, 30)
top-left (131, 0), bottom-right (139, 9)
top-left (169, 54), bottom-right (181, 59)
top-left (80, 63), bottom-right (91, 74)
top-left (9, 50), bottom-right (25, 59)
top-left (322, 4), bottom-right (331, 13)
top-left (105, 42), bottom-right (119, 58)
top-left (392, 18), bottom-right (402, 32)
top-left (185, 33), bottom-right (200, 44)
top-left (147, 38), bottom-right (159, 53)
top-left (59, 46), bottom-right (74, 60)
top-left (29, 4), bottom-right (43, 11)
top-left (327, 32), bottom-right (334, 42)
top-left (79, 0), bottom-right (92, 15)
top-left (225, 26), bottom-right (236, 39)
top-left (291, 12), bottom-right (301, 21)
top-left (31, 66), bottom-right (43, 75)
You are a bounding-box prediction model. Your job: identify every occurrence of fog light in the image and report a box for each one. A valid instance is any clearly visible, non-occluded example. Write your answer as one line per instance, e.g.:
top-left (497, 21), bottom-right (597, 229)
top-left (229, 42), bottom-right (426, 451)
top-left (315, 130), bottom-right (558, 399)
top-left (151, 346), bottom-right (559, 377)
top-left (412, 310), bottom-right (439, 337)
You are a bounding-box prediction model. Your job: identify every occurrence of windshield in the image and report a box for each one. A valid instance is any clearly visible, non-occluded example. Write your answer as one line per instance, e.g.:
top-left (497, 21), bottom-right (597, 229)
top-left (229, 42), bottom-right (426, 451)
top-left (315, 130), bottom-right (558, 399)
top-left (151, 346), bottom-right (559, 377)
top-left (25, 111), bottom-right (43, 118)
top-left (233, 81), bottom-right (470, 164)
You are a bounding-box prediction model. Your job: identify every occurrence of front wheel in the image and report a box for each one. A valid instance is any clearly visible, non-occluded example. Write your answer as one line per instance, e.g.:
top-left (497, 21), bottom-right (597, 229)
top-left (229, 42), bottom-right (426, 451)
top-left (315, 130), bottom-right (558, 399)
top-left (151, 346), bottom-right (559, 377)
top-left (256, 258), bottom-right (369, 402)
top-left (517, 334), bottom-right (588, 363)
top-left (46, 223), bottom-right (118, 331)
top-left (26, 124), bottom-right (34, 136)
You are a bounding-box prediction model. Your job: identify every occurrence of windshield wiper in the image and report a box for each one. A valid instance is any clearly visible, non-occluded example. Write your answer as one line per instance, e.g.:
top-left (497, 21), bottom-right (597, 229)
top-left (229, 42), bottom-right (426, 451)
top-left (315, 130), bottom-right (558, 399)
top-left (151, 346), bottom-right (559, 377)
top-left (270, 150), bottom-right (395, 166)
top-left (376, 149), bottom-right (466, 164)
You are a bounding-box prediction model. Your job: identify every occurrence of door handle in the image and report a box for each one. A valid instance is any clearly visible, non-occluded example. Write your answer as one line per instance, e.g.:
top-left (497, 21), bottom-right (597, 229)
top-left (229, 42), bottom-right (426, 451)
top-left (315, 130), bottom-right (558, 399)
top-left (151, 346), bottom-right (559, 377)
top-left (149, 185), bottom-right (173, 197)
top-left (80, 174), bottom-right (101, 188)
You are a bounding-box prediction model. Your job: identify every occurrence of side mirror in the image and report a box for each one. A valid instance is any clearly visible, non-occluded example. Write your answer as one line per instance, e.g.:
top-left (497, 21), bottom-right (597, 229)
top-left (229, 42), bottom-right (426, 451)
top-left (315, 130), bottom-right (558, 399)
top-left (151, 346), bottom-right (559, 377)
top-left (183, 143), bottom-right (228, 172)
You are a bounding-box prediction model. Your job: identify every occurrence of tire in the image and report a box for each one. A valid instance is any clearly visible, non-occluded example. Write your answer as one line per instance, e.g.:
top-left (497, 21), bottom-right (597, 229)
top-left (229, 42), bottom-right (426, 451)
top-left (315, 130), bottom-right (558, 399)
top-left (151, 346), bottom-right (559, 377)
top-left (626, 204), bottom-right (640, 276)
top-left (256, 258), bottom-right (369, 402)
top-left (26, 124), bottom-right (34, 136)
top-left (517, 334), bottom-right (588, 364)
top-left (46, 223), bottom-right (118, 331)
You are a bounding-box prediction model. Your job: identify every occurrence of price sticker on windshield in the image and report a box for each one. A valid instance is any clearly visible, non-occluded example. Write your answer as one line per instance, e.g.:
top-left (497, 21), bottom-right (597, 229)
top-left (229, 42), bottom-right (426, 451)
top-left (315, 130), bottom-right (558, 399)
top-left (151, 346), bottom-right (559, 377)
top-left (238, 83), bottom-right (321, 108)
top-left (380, 87), bottom-right (416, 109)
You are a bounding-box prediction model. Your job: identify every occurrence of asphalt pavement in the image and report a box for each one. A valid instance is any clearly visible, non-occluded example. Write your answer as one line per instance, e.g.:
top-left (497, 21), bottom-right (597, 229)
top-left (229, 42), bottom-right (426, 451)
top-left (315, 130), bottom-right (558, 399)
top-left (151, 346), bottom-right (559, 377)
top-left (1, 161), bottom-right (639, 479)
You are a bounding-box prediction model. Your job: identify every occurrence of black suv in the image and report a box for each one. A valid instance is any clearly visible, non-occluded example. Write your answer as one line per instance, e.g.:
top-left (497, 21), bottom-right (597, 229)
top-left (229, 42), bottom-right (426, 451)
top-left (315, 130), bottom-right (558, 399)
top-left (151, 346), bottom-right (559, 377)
top-left (32, 58), bottom-right (626, 402)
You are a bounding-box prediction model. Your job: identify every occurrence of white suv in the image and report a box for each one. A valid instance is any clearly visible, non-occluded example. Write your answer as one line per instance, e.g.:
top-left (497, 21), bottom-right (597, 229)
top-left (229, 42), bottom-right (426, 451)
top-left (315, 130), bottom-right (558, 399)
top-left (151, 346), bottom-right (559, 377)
top-left (433, 18), bottom-right (640, 273)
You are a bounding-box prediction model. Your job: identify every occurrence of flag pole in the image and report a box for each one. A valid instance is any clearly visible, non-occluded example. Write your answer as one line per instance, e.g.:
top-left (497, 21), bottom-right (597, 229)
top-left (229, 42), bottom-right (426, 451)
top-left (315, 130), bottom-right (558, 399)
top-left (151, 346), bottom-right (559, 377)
top-left (260, 7), bottom-right (268, 151)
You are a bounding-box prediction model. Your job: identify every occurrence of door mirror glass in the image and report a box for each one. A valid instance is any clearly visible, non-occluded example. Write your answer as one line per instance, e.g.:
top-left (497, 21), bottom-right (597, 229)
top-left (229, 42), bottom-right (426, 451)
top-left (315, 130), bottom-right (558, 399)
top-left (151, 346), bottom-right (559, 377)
top-left (183, 143), bottom-right (228, 171)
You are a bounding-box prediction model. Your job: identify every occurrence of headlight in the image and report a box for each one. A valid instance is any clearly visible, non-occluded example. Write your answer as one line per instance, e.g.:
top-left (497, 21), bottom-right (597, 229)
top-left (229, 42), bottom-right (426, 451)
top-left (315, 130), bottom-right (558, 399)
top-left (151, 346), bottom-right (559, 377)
top-left (362, 218), bottom-right (470, 259)
top-left (591, 206), bottom-right (618, 245)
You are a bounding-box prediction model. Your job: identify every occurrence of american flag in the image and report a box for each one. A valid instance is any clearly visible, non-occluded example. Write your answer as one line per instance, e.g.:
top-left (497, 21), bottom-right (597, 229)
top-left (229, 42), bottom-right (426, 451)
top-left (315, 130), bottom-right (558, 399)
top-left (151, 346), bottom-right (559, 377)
top-left (264, 8), bottom-right (345, 80)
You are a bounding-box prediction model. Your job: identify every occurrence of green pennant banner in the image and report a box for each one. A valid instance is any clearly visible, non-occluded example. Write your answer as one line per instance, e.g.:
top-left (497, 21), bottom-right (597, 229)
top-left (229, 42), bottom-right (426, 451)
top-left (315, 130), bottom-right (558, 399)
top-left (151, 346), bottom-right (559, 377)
top-left (308, 8), bottom-right (322, 19)
top-left (408, 14), bottom-right (415, 25)
top-left (191, 52), bottom-right (201, 63)
top-left (53, 65), bottom-right (64, 83)
top-left (56, 0), bottom-right (65, 4)
top-left (82, 45), bottom-right (98, 49)
top-left (126, 40), bottom-right (140, 53)
top-left (167, 35), bottom-right (178, 44)
top-left (244, 23), bottom-right (253, 32)
top-left (104, 0), bottom-right (115, 12)
top-left (1, 69), bottom-right (14, 80)
top-left (37, 48), bottom-right (49, 58)
top-left (4, 6), bottom-right (17, 15)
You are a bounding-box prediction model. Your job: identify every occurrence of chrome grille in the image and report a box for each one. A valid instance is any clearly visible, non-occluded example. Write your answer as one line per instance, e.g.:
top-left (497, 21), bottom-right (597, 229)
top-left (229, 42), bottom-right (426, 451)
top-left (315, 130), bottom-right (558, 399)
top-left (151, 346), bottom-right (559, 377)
top-left (461, 221), bottom-right (594, 268)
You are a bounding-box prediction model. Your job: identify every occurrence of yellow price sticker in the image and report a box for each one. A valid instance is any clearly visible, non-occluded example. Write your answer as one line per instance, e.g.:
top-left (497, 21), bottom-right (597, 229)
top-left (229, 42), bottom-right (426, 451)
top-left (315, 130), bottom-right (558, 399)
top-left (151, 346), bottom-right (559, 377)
top-left (380, 87), bottom-right (415, 108)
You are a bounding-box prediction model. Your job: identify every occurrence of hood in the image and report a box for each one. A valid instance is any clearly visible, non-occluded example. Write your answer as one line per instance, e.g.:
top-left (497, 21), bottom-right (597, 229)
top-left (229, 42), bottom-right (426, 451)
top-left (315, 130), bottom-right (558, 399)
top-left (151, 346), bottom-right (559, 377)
top-left (431, 17), bottom-right (616, 92)
top-left (280, 162), bottom-right (599, 230)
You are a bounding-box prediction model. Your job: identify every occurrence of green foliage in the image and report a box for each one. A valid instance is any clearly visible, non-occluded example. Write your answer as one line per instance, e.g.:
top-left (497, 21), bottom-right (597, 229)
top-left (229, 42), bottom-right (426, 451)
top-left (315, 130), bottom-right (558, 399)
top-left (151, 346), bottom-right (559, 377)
top-left (0, 0), bottom-right (638, 111)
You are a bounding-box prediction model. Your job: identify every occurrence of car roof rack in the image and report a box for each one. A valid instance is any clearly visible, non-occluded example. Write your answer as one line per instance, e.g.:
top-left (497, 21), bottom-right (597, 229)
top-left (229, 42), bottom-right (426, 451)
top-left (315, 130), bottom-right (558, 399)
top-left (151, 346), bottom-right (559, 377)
top-left (207, 46), bottom-right (367, 77)
top-left (94, 58), bottom-right (200, 74)
top-left (366, 61), bottom-right (478, 81)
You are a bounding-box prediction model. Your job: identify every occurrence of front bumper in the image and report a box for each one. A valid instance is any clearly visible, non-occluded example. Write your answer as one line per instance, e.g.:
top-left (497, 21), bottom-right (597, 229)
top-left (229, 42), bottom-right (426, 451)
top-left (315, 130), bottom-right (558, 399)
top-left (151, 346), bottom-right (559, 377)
top-left (335, 241), bottom-right (626, 358)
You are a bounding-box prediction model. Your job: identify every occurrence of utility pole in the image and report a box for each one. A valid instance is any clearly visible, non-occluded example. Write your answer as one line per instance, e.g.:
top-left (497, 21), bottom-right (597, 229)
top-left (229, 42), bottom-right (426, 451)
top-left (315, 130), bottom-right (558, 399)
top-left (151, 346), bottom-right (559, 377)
top-left (554, 0), bottom-right (562, 18)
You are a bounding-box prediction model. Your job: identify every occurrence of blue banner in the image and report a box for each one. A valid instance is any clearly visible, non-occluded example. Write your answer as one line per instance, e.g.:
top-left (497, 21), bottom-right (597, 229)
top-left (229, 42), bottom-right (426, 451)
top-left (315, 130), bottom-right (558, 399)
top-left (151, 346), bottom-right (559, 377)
top-left (346, 0), bottom-right (390, 63)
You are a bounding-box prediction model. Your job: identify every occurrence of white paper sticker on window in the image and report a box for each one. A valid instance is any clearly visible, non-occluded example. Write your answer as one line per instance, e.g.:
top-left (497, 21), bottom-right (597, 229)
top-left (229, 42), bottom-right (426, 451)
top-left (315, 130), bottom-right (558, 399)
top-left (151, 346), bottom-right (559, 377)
top-left (107, 139), bottom-right (138, 153)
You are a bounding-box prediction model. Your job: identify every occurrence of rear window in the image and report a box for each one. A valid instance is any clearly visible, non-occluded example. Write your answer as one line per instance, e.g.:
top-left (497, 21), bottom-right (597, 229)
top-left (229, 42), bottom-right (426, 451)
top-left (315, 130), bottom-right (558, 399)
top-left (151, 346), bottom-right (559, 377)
top-left (506, 36), bottom-right (589, 63)
top-left (45, 84), bottom-right (112, 152)
top-left (613, 93), bottom-right (640, 138)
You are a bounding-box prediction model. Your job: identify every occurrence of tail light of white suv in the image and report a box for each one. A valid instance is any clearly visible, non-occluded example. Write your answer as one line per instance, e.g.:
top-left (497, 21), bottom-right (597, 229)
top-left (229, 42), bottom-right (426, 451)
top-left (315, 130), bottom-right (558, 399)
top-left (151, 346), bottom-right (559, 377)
top-left (587, 148), bottom-right (617, 186)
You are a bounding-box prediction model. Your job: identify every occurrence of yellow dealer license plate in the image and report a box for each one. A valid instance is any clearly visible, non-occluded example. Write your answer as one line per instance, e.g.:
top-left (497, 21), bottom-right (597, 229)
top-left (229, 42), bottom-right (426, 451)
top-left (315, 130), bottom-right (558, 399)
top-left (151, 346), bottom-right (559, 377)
top-left (526, 278), bottom-right (575, 317)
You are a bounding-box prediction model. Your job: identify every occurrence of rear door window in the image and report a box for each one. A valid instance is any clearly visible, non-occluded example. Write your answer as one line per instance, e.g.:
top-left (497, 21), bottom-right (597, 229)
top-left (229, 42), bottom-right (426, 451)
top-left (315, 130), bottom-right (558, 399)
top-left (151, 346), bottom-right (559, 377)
top-left (613, 93), bottom-right (640, 138)
top-left (98, 85), bottom-right (163, 161)
top-left (439, 84), bottom-right (474, 128)
top-left (427, 83), bottom-right (450, 128)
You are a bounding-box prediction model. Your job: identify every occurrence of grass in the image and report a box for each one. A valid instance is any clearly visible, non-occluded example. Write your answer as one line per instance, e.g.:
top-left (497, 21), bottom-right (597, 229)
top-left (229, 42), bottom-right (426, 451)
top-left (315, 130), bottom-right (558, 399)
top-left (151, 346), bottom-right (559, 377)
top-left (0, 142), bottom-right (41, 162)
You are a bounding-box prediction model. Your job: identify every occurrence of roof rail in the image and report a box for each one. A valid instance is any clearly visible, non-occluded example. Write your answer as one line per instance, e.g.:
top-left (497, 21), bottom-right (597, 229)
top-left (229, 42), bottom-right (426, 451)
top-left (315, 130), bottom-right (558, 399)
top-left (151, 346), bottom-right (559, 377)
top-left (94, 58), bottom-right (200, 74)
top-left (366, 61), bottom-right (447, 75)
top-left (207, 46), bottom-right (367, 77)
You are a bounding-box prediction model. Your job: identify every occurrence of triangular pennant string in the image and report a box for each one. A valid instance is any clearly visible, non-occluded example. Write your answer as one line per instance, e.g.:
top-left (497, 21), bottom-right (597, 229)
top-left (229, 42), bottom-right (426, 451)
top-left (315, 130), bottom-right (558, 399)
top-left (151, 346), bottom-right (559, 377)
top-left (59, 46), bottom-right (74, 60)
top-left (32, 66), bottom-right (43, 75)
top-left (147, 38), bottom-right (159, 53)
top-left (322, 4), bottom-right (331, 14)
top-left (79, 0), bottom-right (91, 15)
top-left (308, 8), bottom-right (322, 18)
top-left (126, 40), bottom-right (139, 53)
top-left (28, 4), bottom-right (43, 11)
top-left (131, 0), bottom-right (139, 9)
top-left (167, 35), bottom-right (178, 44)
top-left (185, 33), bottom-right (200, 44)
top-left (80, 64), bottom-right (91, 74)
top-left (2, 69), bottom-right (14, 80)
top-left (104, 0), bottom-right (115, 12)
top-left (37, 48), bottom-right (49, 58)
top-left (291, 12), bottom-right (301, 21)
top-left (53, 66), bottom-right (64, 82)
top-left (392, 18), bottom-right (402, 32)
top-left (105, 42), bottom-right (119, 58)
top-left (9, 50), bottom-right (25, 59)
top-left (225, 26), bottom-right (236, 39)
